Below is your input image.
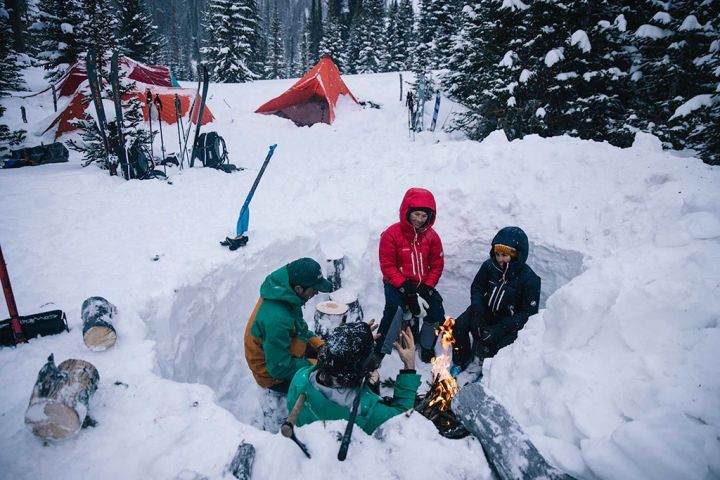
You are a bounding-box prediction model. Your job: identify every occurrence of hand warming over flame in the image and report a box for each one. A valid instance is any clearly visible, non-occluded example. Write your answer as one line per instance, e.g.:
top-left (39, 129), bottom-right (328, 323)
top-left (393, 327), bottom-right (416, 370)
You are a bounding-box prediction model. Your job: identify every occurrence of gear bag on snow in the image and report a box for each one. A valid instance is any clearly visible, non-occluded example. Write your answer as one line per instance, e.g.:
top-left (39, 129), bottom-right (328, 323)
top-left (192, 132), bottom-right (238, 172)
top-left (127, 140), bottom-right (167, 180)
top-left (1, 143), bottom-right (69, 169)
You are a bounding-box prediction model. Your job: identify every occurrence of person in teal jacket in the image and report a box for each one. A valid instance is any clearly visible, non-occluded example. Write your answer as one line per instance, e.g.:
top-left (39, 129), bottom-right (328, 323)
top-left (286, 322), bottom-right (420, 435)
top-left (245, 257), bottom-right (332, 393)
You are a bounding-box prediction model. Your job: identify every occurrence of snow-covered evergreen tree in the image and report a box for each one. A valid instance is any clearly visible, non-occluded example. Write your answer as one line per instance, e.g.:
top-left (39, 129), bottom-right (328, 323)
top-left (0, 7), bottom-right (26, 154)
top-left (68, 68), bottom-right (151, 173)
top-left (384, 1), bottom-right (402, 71)
top-left (117, 0), bottom-right (163, 64)
top-left (397, 0), bottom-right (416, 70)
top-left (413, 0), bottom-right (460, 71)
top-left (32, 0), bottom-right (84, 78)
top-left (201, 0), bottom-right (259, 82)
top-left (631, 0), bottom-right (719, 160)
top-left (308, 0), bottom-right (323, 64)
top-left (265, 6), bottom-right (286, 79)
top-left (298, 26), bottom-right (311, 74)
top-left (319, 0), bottom-right (344, 70)
top-left (78, 0), bottom-right (119, 62)
top-left (443, 1), bottom-right (526, 139)
top-left (354, 0), bottom-right (386, 74)
top-left (685, 2), bottom-right (720, 165)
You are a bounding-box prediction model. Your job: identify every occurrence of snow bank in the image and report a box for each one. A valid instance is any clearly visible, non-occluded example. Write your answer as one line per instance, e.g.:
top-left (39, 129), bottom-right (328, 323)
top-left (1, 68), bottom-right (719, 479)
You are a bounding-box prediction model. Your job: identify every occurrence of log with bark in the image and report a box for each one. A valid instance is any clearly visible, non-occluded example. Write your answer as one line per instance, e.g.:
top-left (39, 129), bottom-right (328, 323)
top-left (313, 301), bottom-right (348, 338)
top-left (25, 354), bottom-right (100, 440)
top-left (82, 296), bottom-right (117, 351)
top-left (329, 288), bottom-right (364, 323)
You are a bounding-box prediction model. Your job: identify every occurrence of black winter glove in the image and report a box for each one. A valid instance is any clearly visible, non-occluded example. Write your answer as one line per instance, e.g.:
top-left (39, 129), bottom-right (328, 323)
top-left (405, 294), bottom-right (422, 316)
top-left (416, 283), bottom-right (435, 303)
top-left (481, 319), bottom-right (515, 344)
top-left (397, 281), bottom-right (421, 316)
top-left (468, 305), bottom-right (485, 330)
top-left (398, 280), bottom-right (417, 296)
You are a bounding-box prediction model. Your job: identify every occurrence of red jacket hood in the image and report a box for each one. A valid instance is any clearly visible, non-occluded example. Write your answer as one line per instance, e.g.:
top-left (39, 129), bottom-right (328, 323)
top-left (399, 188), bottom-right (437, 233)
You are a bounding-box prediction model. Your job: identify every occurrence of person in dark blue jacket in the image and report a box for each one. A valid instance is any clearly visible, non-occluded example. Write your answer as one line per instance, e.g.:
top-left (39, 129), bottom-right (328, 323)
top-left (451, 226), bottom-right (541, 375)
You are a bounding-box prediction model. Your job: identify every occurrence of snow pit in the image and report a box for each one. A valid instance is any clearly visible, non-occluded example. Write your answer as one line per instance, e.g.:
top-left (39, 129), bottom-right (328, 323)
top-left (149, 238), bottom-right (584, 430)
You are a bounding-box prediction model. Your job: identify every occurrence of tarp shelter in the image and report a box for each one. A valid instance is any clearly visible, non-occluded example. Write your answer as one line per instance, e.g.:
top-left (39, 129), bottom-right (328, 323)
top-left (55, 56), bottom-right (180, 98)
top-left (255, 55), bottom-right (358, 126)
top-left (46, 85), bottom-right (214, 140)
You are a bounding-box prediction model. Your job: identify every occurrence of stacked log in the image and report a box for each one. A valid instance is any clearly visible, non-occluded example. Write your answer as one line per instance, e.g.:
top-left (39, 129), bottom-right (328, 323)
top-left (329, 288), bottom-right (364, 323)
top-left (82, 296), bottom-right (117, 351)
top-left (25, 354), bottom-right (100, 440)
top-left (313, 301), bottom-right (348, 338)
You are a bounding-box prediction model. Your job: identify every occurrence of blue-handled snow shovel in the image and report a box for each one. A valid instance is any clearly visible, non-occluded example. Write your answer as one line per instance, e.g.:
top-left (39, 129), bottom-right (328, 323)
top-left (220, 144), bottom-right (277, 250)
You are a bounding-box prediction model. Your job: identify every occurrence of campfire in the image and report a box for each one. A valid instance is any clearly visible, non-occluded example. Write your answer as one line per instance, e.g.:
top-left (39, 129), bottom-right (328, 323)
top-left (414, 316), bottom-right (469, 439)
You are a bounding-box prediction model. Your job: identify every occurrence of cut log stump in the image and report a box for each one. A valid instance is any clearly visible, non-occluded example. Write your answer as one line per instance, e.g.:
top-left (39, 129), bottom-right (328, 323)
top-left (229, 441), bottom-right (256, 480)
top-left (25, 354), bottom-right (100, 440)
top-left (330, 288), bottom-right (364, 323)
top-left (313, 301), bottom-right (348, 338)
top-left (82, 296), bottom-right (117, 351)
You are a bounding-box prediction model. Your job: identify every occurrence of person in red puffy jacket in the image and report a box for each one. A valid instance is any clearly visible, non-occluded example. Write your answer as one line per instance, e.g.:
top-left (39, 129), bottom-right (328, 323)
top-left (374, 187), bottom-right (445, 363)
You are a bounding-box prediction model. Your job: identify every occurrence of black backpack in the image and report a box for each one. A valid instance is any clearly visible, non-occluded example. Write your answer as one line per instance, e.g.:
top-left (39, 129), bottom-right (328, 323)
top-left (127, 140), bottom-right (166, 180)
top-left (192, 131), bottom-right (234, 170)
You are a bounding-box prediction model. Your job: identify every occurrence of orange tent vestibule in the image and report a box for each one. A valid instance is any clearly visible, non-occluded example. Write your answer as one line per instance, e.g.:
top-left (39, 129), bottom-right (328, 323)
top-left (255, 55), bottom-right (358, 126)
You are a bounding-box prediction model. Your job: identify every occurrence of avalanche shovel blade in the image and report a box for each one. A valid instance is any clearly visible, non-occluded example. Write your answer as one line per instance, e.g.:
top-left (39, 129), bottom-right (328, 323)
top-left (221, 144), bottom-right (277, 250)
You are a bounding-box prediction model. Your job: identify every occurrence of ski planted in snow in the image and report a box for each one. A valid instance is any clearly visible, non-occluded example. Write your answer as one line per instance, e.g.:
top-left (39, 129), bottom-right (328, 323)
top-left (452, 382), bottom-right (576, 480)
top-left (430, 91), bottom-right (441, 132)
top-left (179, 75), bottom-right (203, 168)
top-left (109, 51), bottom-right (130, 179)
top-left (173, 94), bottom-right (185, 169)
top-left (85, 50), bottom-right (112, 168)
top-left (189, 67), bottom-right (210, 168)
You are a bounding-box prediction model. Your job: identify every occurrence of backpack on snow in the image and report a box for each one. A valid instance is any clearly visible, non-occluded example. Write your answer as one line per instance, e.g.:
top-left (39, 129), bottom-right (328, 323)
top-left (127, 140), bottom-right (166, 180)
top-left (191, 132), bottom-right (239, 172)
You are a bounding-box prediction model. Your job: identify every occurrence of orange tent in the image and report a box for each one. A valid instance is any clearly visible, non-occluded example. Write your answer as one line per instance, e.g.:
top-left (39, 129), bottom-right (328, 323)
top-left (46, 85), bottom-right (213, 140)
top-left (255, 55), bottom-right (358, 126)
top-left (56, 56), bottom-right (177, 98)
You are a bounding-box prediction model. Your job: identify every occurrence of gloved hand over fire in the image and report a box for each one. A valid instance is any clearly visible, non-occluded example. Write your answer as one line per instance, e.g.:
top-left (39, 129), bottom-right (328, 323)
top-left (398, 281), bottom-right (422, 316)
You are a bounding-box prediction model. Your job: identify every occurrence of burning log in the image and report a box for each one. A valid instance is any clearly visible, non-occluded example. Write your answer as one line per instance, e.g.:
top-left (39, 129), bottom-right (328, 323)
top-left (25, 354), bottom-right (100, 440)
top-left (414, 316), bottom-right (469, 439)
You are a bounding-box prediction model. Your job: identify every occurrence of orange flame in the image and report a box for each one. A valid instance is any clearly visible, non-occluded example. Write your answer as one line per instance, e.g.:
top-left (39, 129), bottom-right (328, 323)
top-left (428, 316), bottom-right (459, 411)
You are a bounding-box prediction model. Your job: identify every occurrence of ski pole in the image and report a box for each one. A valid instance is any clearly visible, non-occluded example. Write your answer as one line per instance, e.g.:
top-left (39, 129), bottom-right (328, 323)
top-left (110, 51), bottom-right (129, 180)
top-left (146, 90), bottom-right (154, 162)
top-left (189, 66), bottom-right (209, 168)
top-left (154, 94), bottom-right (166, 174)
top-left (180, 75), bottom-right (202, 167)
top-left (174, 94), bottom-right (184, 170)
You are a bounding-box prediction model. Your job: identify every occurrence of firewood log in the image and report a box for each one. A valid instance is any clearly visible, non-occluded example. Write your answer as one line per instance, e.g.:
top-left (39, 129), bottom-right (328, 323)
top-left (81, 296), bottom-right (117, 351)
top-left (25, 354), bottom-right (100, 440)
top-left (313, 301), bottom-right (348, 338)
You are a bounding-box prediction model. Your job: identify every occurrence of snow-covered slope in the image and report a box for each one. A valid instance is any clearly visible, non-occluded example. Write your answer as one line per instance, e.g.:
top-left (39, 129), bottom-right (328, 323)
top-left (0, 69), bottom-right (718, 480)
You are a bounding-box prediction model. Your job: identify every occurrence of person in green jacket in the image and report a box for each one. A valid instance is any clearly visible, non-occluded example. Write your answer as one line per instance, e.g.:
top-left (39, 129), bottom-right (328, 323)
top-left (245, 257), bottom-right (333, 393)
top-left (286, 321), bottom-right (420, 435)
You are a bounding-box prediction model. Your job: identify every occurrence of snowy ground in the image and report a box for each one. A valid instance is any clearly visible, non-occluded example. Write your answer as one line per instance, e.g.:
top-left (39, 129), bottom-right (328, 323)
top-left (0, 68), bottom-right (719, 480)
